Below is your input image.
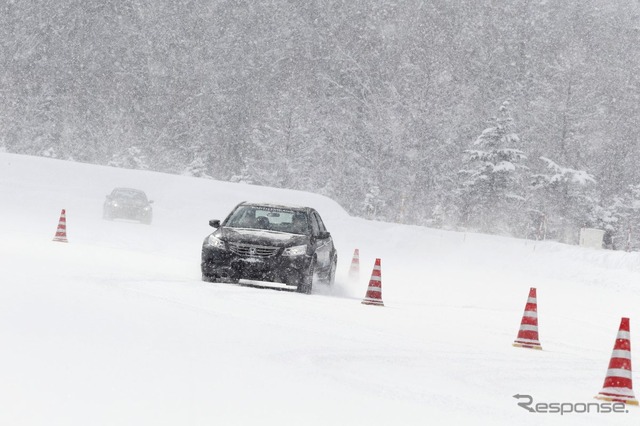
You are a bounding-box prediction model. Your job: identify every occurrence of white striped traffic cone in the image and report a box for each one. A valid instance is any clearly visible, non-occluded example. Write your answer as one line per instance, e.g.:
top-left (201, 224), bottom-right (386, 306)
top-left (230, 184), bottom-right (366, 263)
top-left (595, 317), bottom-right (638, 405)
top-left (513, 287), bottom-right (542, 350)
top-left (361, 258), bottom-right (383, 306)
top-left (52, 209), bottom-right (68, 243)
top-left (348, 248), bottom-right (360, 283)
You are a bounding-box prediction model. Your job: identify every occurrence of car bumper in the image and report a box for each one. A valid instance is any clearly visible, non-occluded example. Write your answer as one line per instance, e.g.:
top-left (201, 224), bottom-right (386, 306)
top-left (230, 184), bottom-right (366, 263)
top-left (106, 205), bottom-right (152, 220)
top-left (201, 246), bottom-right (310, 285)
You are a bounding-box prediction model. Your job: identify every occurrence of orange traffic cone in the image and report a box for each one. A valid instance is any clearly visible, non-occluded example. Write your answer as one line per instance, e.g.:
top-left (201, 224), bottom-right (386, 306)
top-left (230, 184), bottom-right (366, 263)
top-left (52, 209), bottom-right (68, 243)
top-left (361, 258), bottom-right (383, 306)
top-left (595, 317), bottom-right (638, 405)
top-left (348, 248), bottom-right (360, 283)
top-left (513, 287), bottom-right (542, 350)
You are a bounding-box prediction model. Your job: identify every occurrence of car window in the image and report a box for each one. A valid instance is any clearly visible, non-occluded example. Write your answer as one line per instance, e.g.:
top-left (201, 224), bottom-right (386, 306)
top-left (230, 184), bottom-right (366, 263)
top-left (225, 206), bottom-right (256, 227)
top-left (290, 212), bottom-right (310, 235)
top-left (113, 189), bottom-right (147, 202)
top-left (313, 212), bottom-right (327, 233)
top-left (255, 209), bottom-right (293, 224)
top-left (225, 205), bottom-right (309, 234)
top-left (309, 212), bottom-right (320, 236)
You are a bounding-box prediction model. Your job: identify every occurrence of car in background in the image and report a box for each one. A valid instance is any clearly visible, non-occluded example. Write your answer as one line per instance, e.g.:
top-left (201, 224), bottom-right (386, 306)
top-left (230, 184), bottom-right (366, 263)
top-left (201, 202), bottom-right (337, 294)
top-left (103, 187), bottom-right (153, 224)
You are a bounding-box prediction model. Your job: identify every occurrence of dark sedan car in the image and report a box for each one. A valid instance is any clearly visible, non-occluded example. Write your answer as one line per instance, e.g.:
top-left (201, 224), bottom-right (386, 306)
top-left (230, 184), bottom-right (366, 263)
top-left (103, 187), bottom-right (153, 224)
top-left (201, 202), bottom-right (337, 294)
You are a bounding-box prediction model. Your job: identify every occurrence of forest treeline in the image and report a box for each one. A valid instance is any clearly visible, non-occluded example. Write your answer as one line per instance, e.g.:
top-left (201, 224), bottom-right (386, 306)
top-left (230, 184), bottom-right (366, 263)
top-left (1, 1), bottom-right (639, 248)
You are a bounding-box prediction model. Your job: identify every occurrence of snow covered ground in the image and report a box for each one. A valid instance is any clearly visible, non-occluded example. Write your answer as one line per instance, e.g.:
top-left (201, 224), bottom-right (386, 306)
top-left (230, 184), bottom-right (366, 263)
top-left (1, 152), bottom-right (639, 426)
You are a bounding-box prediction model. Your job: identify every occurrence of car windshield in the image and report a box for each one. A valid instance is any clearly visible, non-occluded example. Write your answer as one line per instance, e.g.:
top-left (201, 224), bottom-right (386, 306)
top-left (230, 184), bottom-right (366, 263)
top-left (114, 190), bottom-right (147, 201)
top-left (225, 205), bottom-right (309, 235)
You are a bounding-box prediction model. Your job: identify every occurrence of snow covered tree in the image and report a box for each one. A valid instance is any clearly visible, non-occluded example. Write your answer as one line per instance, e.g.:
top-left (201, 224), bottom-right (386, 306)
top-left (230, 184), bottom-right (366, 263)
top-left (2, 0), bottom-right (640, 238)
top-left (586, 200), bottom-right (623, 250)
top-left (183, 157), bottom-right (211, 179)
top-left (457, 101), bottom-right (528, 235)
top-left (530, 157), bottom-right (596, 243)
top-left (599, 184), bottom-right (640, 251)
top-left (108, 147), bottom-right (149, 170)
top-left (363, 184), bottom-right (385, 220)
top-left (622, 184), bottom-right (640, 250)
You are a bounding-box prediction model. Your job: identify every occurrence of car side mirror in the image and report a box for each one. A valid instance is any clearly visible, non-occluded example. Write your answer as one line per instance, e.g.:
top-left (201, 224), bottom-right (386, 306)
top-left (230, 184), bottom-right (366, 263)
top-left (209, 219), bottom-right (221, 228)
top-left (149, 200), bottom-right (154, 204)
top-left (318, 231), bottom-right (331, 239)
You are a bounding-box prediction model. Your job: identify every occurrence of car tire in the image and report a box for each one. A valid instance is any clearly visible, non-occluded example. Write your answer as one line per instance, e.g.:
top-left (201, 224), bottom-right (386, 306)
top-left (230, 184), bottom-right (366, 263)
top-left (323, 255), bottom-right (337, 286)
top-left (296, 259), bottom-right (315, 294)
top-left (221, 276), bottom-right (239, 284)
top-left (203, 273), bottom-right (238, 284)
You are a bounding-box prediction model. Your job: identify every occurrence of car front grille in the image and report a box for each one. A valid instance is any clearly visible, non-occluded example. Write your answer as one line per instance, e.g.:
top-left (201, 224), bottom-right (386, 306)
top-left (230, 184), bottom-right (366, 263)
top-left (228, 242), bottom-right (279, 257)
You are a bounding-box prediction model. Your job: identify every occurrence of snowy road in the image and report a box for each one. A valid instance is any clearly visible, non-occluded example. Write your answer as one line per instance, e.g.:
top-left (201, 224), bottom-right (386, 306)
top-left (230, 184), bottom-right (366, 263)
top-left (1, 153), bottom-right (639, 425)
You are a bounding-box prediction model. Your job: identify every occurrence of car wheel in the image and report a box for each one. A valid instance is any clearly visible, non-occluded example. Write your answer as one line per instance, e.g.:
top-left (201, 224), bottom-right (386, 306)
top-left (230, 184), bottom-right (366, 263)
top-left (202, 274), bottom-right (216, 283)
top-left (324, 255), bottom-right (337, 286)
top-left (103, 208), bottom-right (112, 220)
top-left (296, 259), bottom-right (315, 294)
top-left (317, 255), bottom-right (336, 286)
top-left (203, 273), bottom-right (238, 284)
top-left (220, 275), bottom-right (239, 284)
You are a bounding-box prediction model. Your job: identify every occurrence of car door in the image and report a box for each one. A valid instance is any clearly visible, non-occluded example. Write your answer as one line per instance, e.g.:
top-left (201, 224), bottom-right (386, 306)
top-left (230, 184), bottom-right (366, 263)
top-left (310, 211), bottom-right (331, 268)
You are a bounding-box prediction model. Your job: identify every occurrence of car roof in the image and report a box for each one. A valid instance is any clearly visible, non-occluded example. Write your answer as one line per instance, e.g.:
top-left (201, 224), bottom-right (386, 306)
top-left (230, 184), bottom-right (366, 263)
top-left (113, 187), bottom-right (146, 194)
top-left (238, 202), bottom-right (311, 213)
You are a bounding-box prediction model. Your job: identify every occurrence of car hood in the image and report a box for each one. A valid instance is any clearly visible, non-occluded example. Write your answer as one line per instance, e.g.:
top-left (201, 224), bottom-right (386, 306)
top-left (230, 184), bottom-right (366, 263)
top-left (217, 227), bottom-right (308, 247)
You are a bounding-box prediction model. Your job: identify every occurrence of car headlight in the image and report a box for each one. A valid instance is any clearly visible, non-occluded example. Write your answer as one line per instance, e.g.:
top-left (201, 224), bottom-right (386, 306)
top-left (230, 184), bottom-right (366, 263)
top-left (204, 235), bottom-right (226, 250)
top-left (282, 244), bottom-right (307, 256)
top-left (143, 206), bottom-right (151, 211)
